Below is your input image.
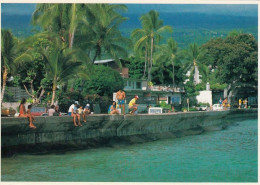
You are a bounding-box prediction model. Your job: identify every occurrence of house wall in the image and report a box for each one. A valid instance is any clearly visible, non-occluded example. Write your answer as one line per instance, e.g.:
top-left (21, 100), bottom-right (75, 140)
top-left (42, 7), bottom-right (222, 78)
top-left (196, 90), bottom-right (213, 105)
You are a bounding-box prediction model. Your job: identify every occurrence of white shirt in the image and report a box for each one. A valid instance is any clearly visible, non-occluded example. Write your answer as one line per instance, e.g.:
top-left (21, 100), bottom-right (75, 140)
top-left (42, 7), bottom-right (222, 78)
top-left (48, 108), bottom-right (55, 116)
top-left (68, 104), bottom-right (75, 113)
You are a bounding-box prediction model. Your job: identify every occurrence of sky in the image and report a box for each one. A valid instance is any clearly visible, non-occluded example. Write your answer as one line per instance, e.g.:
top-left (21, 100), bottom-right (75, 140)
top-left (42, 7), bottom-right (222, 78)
top-left (1, 3), bottom-right (258, 17)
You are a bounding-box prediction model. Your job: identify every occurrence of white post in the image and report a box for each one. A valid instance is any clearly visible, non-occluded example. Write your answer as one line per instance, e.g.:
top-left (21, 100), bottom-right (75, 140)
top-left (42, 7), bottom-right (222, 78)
top-left (187, 98), bottom-right (189, 112)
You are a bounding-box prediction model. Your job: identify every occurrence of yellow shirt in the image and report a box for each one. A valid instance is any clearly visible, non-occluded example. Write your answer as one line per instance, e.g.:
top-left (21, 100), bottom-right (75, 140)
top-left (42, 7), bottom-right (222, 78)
top-left (128, 98), bottom-right (136, 107)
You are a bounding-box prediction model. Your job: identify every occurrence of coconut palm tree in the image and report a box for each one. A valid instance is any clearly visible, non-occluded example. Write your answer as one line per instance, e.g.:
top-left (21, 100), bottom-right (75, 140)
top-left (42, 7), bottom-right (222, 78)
top-left (131, 10), bottom-right (172, 83)
top-left (40, 38), bottom-right (83, 104)
top-left (154, 38), bottom-right (178, 87)
top-left (77, 4), bottom-right (130, 64)
top-left (1, 29), bottom-right (16, 104)
top-left (32, 3), bottom-right (84, 48)
top-left (182, 43), bottom-right (208, 85)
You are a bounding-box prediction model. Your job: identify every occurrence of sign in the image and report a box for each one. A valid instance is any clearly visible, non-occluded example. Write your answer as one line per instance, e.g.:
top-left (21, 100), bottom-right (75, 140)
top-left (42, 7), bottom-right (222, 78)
top-left (148, 107), bottom-right (162, 114)
top-left (159, 97), bottom-right (167, 101)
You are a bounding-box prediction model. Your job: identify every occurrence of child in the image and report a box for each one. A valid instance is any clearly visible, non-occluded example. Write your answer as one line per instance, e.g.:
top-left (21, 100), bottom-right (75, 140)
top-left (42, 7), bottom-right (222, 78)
top-left (27, 104), bottom-right (36, 129)
top-left (83, 104), bottom-right (91, 122)
top-left (77, 105), bottom-right (84, 123)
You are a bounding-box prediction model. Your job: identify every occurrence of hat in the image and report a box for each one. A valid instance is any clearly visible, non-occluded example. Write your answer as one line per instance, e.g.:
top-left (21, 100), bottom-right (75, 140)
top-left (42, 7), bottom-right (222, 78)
top-left (74, 101), bottom-right (79, 104)
top-left (135, 95), bottom-right (139, 99)
top-left (87, 104), bottom-right (90, 106)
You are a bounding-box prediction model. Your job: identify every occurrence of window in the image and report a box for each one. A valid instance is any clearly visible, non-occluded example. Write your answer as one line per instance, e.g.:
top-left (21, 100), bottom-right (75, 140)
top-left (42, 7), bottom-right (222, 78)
top-left (136, 82), bottom-right (141, 89)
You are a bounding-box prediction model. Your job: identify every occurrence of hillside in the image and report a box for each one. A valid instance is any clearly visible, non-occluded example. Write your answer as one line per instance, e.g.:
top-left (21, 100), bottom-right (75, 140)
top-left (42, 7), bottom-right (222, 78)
top-left (1, 12), bottom-right (258, 48)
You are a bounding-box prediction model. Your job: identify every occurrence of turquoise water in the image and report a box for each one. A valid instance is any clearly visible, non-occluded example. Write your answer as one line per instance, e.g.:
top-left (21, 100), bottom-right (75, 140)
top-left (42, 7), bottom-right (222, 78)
top-left (1, 119), bottom-right (257, 182)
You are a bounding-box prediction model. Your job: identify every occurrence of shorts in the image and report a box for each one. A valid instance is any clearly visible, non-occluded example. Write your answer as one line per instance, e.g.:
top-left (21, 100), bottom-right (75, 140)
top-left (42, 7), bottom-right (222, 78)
top-left (68, 112), bottom-right (72, 116)
top-left (118, 100), bottom-right (125, 105)
top-left (128, 106), bottom-right (136, 110)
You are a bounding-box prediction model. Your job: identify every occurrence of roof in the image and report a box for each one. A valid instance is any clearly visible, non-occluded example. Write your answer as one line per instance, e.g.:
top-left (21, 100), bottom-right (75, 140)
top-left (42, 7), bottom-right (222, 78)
top-left (94, 59), bottom-right (114, 64)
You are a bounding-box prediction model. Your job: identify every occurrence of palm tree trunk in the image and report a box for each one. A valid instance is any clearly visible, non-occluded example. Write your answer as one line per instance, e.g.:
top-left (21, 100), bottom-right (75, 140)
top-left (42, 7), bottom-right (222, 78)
top-left (148, 37), bottom-right (154, 83)
top-left (1, 67), bottom-right (8, 104)
top-left (172, 61), bottom-right (175, 87)
top-left (143, 43), bottom-right (148, 79)
top-left (69, 3), bottom-right (76, 49)
top-left (51, 80), bottom-right (57, 105)
top-left (69, 29), bottom-right (75, 49)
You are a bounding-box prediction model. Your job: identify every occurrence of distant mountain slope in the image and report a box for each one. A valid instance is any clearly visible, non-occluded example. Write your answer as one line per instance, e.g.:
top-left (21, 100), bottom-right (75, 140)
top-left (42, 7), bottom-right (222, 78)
top-left (2, 12), bottom-right (258, 48)
top-left (121, 12), bottom-right (258, 29)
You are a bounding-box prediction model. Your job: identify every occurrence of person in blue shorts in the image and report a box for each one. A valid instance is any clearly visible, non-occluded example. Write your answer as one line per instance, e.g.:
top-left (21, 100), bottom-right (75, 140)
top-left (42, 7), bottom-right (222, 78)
top-left (116, 90), bottom-right (126, 115)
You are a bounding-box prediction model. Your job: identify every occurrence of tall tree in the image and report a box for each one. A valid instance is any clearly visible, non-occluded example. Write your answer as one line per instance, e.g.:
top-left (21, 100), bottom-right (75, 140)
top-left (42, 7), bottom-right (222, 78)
top-left (203, 33), bottom-right (257, 87)
top-left (40, 38), bottom-right (83, 104)
top-left (131, 10), bottom-right (173, 83)
top-left (1, 29), bottom-right (16, 104)
top-left (77, 4), bottom-right (130, 63)
top-left (154, 38), bottom-right (178, 86)
top-left (14, 36), bottom-right (52, 103)
top-left (182, 43), bottom-right (208, 85)
top-left (32, 3), bottom-right (83, 48)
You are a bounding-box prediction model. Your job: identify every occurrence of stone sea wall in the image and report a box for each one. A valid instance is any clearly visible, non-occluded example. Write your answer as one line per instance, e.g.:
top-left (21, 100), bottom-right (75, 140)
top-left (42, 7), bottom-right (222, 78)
top-left (1, 109), bottom-right (257, 156)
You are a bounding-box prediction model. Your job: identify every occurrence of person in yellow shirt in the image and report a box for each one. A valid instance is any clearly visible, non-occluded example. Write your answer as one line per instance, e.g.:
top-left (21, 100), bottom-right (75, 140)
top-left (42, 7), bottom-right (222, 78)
top-left (128, 95), bottom-right (139, 115)
top-left (238, 99), bottom-right (242, 109)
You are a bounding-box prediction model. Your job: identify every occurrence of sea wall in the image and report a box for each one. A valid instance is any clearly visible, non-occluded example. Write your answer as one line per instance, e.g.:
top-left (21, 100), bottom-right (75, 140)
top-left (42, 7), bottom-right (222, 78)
top-left (1, 109), bottom-right (257, 156)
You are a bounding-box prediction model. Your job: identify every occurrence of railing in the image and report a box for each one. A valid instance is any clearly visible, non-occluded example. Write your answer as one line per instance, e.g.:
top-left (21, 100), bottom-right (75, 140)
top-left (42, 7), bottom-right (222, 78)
top-left (150, 85), bottom-right (184, 93)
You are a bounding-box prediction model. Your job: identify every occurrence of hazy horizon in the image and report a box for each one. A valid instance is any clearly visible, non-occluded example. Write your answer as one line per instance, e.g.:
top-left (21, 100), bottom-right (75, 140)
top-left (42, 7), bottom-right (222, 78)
top-left (1, 3), bottom-right (258, 17)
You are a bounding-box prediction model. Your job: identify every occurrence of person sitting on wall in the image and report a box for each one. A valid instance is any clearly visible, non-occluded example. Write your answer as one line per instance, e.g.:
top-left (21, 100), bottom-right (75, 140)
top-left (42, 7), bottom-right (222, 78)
top-left (77, 105), bottom-right (84, 121)
top-left (109, 101), bottom-right (119, 115)
top-left (83, 104), bottom-right (91, 122)
top-left (128, 95), bottom-right (139, 115)
top-left (48, 105), bottom-right (56, 116)
top-left (19, 98), bottom-right (36, 129)
top-left (53, 105), bottom-right (60, 116)
top-left (26, 104), bottom-right (36, 129)
top-left (68, 101), bottom-right (82, 127)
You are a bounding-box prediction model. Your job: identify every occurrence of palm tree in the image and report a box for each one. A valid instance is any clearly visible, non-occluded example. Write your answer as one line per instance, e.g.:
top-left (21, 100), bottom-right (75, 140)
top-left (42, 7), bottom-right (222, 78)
top-left (131, 10), bottom-right (172, 83)
top-left (1, 29), bottom-right (15, 104)
top-left (77, 4), bottom-right (130, 64)
top-left (154, 38), bottom-right (178, 87)
top-left (32, 3), bottom-right (83, 48)
top-left (182, 43), bottom-right (208, 85)
top-left (40, 39), bottom-right (83, 104)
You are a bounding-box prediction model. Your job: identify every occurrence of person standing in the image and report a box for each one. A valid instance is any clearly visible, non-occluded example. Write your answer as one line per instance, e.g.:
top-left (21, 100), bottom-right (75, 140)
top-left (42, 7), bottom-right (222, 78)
top-left (128, 95), bottom-right (139, 115)
top-left (116, 90), bottom-right (126, 115)
top-left (219, 97), bottom-right (222, 106)
top-left (244, 98), bottom-right (248, 109)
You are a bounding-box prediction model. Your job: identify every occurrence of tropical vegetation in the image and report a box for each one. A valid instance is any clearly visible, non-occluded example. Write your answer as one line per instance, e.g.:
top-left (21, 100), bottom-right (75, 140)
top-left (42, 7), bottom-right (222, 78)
top-left (1, 3), bottom-right (258, 110)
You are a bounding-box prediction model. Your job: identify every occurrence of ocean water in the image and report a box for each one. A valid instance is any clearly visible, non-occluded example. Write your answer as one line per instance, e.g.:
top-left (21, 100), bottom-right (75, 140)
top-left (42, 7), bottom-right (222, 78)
top-left (1, 119), bottom-right (257, 182)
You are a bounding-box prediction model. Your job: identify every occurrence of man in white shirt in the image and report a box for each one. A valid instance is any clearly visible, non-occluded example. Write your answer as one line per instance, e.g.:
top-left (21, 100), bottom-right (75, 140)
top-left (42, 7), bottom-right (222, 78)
top-left (68, 101), bottom-right (78, 116)
top-left (68, 101), bottom-right (82, 127)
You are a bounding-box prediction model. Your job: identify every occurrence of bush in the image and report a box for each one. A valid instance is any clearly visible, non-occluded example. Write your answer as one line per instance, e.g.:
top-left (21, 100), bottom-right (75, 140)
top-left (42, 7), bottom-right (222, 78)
top-left (198, 102), bottom-right (210, 107)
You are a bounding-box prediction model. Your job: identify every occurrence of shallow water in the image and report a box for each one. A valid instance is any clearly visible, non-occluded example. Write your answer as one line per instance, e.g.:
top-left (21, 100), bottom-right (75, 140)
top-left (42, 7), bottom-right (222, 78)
top-left (1, 119), bottom-right (257, 182)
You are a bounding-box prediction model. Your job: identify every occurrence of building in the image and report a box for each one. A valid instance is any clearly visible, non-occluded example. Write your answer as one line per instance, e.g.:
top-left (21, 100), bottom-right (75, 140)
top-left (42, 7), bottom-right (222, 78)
top-left (94, 59), bottom-right (185, 112)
